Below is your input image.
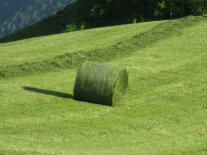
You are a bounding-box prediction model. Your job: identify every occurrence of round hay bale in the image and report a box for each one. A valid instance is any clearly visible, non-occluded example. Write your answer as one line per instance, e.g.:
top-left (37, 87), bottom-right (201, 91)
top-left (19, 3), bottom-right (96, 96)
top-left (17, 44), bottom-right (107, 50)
top-left (74, 61), bottom-right (128, 106)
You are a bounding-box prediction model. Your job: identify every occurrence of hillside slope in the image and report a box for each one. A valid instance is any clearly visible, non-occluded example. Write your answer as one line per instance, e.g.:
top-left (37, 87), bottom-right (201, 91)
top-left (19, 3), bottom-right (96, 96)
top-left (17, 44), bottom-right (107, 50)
top-left (1, 0), bottom-right (206, 43)
top-left (0, 16), bottom-right (207, 154)
top-left (0, 0), bottom-right (73, 38)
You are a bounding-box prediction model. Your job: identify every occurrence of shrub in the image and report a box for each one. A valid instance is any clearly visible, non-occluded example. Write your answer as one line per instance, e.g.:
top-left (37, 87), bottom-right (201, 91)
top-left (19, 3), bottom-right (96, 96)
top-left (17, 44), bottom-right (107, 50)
top-left (64, 24), bottom-right (77, 32)
top-left (74, 61), bottom-right (128, 106)
top-left (133, 18), bottom-right (137, 24)
top-left (80, 24), bottom-right (86, 30)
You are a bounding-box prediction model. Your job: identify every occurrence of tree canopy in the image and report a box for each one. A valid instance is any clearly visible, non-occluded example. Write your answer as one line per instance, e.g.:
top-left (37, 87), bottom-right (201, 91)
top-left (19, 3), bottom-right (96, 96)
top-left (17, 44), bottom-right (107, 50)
top-left (64, 0), bottom-right (207, 27)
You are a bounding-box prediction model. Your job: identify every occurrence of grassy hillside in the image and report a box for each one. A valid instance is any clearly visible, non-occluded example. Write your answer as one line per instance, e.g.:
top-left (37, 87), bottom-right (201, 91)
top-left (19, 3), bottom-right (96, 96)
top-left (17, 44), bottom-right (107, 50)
top-left (0, 15), bottom-right (207, 154)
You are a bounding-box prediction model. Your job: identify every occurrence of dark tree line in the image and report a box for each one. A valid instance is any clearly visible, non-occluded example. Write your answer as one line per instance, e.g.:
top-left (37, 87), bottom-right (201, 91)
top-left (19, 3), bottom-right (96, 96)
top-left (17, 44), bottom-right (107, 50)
top-left (62, 0), bottom-right (207, 29)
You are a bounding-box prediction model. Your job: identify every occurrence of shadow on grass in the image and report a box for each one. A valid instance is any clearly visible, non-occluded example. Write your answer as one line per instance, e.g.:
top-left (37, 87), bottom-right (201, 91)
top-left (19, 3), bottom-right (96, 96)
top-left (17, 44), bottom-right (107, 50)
top-left (23, 86), bottom-right (112, 106)
top-left (23, 86), bottom-right (73, 99)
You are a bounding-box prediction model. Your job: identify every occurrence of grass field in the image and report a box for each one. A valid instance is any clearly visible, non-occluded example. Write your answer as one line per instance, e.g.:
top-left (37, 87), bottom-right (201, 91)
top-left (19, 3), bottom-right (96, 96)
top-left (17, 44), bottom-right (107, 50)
top-left (0, 15), bottom-right (207, 154)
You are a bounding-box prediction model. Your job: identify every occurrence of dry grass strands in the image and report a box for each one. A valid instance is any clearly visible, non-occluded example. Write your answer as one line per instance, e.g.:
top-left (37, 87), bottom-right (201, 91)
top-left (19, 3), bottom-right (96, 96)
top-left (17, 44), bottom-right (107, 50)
top-left (74, 61), bottom-right (128, 106)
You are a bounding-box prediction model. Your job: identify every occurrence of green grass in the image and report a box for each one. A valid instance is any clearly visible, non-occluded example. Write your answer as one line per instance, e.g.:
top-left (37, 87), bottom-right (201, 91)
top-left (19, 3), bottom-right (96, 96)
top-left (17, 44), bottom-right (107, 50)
top-left (0, 21), bottom-right (160, 67)
top-left (0, 16), bottom-right (207, 154)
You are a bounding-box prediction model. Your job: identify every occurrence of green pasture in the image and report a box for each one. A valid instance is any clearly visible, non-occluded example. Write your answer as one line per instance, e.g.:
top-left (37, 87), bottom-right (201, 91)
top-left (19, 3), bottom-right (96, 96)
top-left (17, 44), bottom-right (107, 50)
top-left (0, 21), bottom-right (160, 67)
top-left (0, 16), bottom-right (207, 154)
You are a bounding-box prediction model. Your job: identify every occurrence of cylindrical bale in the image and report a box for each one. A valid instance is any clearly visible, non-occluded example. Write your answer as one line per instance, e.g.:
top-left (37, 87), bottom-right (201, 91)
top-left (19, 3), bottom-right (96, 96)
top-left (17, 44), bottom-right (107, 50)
top-left (74, 61), bottom-right (128, 106)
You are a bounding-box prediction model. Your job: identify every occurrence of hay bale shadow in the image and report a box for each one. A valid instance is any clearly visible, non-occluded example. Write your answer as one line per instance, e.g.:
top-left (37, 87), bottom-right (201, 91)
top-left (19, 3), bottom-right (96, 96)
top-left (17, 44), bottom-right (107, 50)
top-left (23, 86), bottom-right (73, 99)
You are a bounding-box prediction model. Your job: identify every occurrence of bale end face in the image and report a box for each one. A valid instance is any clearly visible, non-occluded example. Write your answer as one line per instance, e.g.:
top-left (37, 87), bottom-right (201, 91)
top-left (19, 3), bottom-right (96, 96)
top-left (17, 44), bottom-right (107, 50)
top-left (112, 69), bottom-right (128, 105)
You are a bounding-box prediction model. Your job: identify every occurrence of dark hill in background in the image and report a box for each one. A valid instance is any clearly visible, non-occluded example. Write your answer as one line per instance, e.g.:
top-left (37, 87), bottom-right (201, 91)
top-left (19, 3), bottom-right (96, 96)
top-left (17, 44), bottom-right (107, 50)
top-left (0, 0), bottom-right (206, 43)
top-left (0, 0), bottom-right (73, 38)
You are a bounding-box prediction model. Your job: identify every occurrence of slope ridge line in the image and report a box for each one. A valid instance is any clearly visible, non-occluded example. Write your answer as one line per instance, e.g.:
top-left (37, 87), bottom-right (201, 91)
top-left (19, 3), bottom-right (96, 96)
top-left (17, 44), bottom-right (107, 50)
top-left (0, 16), bottom-right (205, 79)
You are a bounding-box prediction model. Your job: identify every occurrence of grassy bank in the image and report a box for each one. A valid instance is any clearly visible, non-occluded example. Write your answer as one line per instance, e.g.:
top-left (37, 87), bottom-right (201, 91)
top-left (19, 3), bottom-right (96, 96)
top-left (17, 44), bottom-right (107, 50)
top-left (0, 16), bottom-right (207, 154)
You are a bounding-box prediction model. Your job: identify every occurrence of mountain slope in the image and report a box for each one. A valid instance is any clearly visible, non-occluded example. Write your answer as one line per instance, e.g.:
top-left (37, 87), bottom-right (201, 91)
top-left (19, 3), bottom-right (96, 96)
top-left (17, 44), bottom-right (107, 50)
top-left (0, 0), bottom-right (73, 38)
top-left (0, 16), bottom-right (207, 154)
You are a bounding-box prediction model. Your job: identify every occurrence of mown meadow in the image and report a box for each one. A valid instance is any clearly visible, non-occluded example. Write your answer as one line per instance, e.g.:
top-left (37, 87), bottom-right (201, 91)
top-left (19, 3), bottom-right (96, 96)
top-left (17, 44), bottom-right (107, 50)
top-left (0, 15), bottom-right (207, 154)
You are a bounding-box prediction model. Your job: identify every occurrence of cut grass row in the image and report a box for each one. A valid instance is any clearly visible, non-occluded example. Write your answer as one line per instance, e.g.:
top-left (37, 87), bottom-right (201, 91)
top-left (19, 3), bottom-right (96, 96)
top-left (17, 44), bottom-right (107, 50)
top-left (0, 16), bottom-right (206, 79)
top-left (0, 21), bottom-right (160, 67)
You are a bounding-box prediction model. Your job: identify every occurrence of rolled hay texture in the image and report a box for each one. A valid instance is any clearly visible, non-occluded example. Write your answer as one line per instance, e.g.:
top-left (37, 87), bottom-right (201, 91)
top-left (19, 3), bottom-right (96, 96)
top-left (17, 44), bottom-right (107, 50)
top-left (74, 61), bottom-right (128, 106)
